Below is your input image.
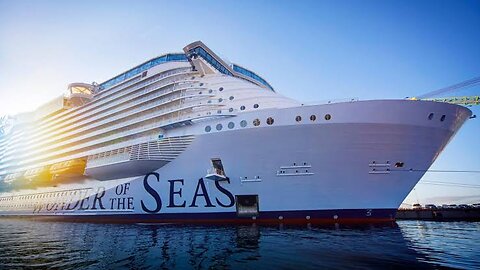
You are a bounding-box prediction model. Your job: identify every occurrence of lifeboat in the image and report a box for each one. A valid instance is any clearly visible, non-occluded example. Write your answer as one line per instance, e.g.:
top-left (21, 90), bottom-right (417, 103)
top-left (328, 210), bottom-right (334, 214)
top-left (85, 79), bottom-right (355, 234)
top-left (49, 158), bottom-right (86, 177)
top-left (24, 166), bottom-right (52, 183)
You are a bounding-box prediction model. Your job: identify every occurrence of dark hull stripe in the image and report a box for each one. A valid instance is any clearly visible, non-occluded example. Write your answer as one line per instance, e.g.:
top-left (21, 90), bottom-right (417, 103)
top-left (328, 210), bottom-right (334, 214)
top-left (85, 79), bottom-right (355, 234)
top-left (0, 208), bottom-right (397, 224)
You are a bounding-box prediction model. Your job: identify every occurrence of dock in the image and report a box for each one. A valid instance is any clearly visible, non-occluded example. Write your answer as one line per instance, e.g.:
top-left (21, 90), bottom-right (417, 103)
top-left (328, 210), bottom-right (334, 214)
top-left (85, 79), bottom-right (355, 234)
top-left (396, 208), bottom-right (480, 221)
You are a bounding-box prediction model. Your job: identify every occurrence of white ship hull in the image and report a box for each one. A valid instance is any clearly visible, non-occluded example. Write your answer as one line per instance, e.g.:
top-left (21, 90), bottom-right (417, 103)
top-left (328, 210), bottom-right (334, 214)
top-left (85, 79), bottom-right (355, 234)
top-left (0, 100), bottom-right (471, 223)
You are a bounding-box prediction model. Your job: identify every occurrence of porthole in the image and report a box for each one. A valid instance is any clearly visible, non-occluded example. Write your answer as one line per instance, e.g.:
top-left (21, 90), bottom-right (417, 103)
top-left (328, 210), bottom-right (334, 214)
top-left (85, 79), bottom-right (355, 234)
top-left (428, 113), bottom-right (434, 120)
top-left (219, 87), bottom-right (224, 91)
top-left (229, 96), bottom-right (234, 100)
top-left (240, 106), bottom-right (246, 111)
top-left (254, 104), bottom-right (259, 109)
top-left (209, 89), bottom-right (213, 93)
top-left (295, 116), bottom-right (302, 122)
top-left (229, 108), bottom-right (234, 112)
top-left (240, 120), bottom-right (247, 127)
top-left (207, 100), bottom-right (212, 103)
top-left (216, 124), bottom-right (223, 131)
top-left (199, 91), bottom-right (202, 95)
top-left (218, 98), bottom-right (223, 102)
top-left (440, 115), bottom-right (446, 122)
top-left (310, 115), bottom-right (316, 121)
top-left (325, 114), bottom-right (332, 120)
top-left (253, 119), bottom-right (260, 126)
top-left (199, 83), bottom-right (204, 86)
top-left (266, 117), bottom-right (274, 125)
top-left (228, 122), bottom-right (235, 129)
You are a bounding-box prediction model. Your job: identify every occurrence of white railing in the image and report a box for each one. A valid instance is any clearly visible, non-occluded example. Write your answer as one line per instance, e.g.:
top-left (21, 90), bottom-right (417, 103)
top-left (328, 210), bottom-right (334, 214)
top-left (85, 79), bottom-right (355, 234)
top-left (32, 68), bottom-right (193, 136)
top-left (1, 69), bottom-right (194, 156)
top-left (86, 152), bottom-right (130, 168)
top-left (3, 77), bottom-right (202, 157)
top-left (25, 71), bottom-right (195, 143)
top-left (1, 106), bottom-right (226, 173)
top-left (16, 103), bottom-right (214, 166)
top-left (9, 85), bottom-right (188, 154)
top-left (304, 97), bottom-right (359, 105)
top-left (8, 93), bottom-right (212, 160)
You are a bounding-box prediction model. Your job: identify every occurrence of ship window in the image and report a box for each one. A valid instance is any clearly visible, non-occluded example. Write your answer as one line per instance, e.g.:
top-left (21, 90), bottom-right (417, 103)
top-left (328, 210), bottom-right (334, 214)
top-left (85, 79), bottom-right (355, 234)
top-left (209, 89), bottom-right (213, 93)
top-left (310, 115), bottom-right (316, 121)
top-left (229, 96), bottom-right (234, 100)
top-left (205, 126), bottom-right (211, 132)
top-left (440, 115), bottom-right (446, 122)
top-left (219, 87), bottom-right (224, 91)
top-left (218, 98), bottom-right (223, 102)
top-left (229, 108), bottom-right (234, 112)
top-left (216, 124), bottom-right (223, 131)
top-left (208, 100), bottom-right (212, 104)
top-left (253, 119), bottom-right (260, 126)
top-left (141, 71), bottom-right (148, 78)
top-left (240, 106), bottom-right (246, 111)
top-left (217, 110), bottom-right (222, 114)
top-left (240, 120), bottom-right (247, 127)
top-left (232, 64), bottom-right (275, 91)
top-left (325, 114), bottom-right (332, 120)
top-left (254, 104), bottom-right (259, 109)
top-left (200, 83), bottom-right (204, 86)
top-left (228, 122), bottom-right (235, 129)
top-left (395, 162), bottom-right (404, 168)
top-left (295, 116), bottom-right (302, 122)
top-left (428, 113), bottom-right (434, 120)
top-left (267, 117), bottom-right (274, 125)
top-left (191, 76), bottom-right (195, 80)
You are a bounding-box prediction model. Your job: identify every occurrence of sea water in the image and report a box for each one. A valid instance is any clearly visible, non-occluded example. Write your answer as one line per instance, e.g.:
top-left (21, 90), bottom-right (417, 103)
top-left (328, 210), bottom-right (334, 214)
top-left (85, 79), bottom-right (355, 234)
top-left (0, 219), bottom-right (478, 269)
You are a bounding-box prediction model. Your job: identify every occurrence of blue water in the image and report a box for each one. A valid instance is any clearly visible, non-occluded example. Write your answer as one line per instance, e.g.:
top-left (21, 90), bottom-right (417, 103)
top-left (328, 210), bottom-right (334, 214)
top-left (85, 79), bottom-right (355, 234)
top-left (0, 220), bottom-right (478, 269)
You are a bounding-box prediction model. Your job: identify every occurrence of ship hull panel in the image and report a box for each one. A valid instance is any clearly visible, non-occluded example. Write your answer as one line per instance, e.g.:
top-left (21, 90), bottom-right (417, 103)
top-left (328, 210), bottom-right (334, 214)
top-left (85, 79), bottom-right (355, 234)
top-left (0, 100), bottom-right (472, 224)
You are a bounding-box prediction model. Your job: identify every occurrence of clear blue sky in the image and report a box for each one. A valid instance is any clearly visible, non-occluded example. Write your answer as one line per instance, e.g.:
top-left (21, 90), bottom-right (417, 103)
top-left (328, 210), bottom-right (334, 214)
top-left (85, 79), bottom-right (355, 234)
top-left (0, 0), bottom-right (479, 205)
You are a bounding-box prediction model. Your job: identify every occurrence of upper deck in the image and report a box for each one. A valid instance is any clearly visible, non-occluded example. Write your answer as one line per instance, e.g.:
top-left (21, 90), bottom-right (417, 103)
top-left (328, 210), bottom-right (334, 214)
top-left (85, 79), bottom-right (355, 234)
top-left (0, 41), bottom-right (297, 189)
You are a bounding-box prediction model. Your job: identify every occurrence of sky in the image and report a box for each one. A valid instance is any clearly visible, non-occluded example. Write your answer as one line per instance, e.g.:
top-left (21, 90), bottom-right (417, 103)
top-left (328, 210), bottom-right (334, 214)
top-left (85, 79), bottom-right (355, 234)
top-left (0, 0), bottom-right (479, 205)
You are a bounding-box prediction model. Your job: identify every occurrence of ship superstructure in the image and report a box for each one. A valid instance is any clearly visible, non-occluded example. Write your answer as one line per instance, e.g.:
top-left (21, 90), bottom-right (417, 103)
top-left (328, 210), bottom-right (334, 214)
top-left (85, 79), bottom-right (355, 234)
top-left (0, 42), bottom-right (295, 186)
top-left (0, 41), bottom-right (472, 223)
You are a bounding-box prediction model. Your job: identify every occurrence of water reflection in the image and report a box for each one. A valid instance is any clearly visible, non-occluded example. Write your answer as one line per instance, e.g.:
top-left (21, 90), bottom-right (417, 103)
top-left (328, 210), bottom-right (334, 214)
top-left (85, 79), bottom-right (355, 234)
top-left (0, 219), bottom-right (477, 269)
top-left (399, 221), bottom-right (480, 269)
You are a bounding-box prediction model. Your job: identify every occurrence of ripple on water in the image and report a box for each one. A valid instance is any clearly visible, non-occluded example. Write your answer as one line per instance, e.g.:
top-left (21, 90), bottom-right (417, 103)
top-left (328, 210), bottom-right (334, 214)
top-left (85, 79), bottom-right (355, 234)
top-left (0, 219), bottom-right (478, 269)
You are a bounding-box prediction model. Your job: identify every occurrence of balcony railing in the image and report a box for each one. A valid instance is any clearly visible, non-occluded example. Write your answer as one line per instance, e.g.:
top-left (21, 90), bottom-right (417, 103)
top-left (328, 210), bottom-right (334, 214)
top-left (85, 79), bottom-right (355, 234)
top-left (5, 72), bottom-right (197, 154)
top-left (3, 89), bottom-right (212, 160)
top-left (0, 107), bottom-right (233, 174)
top-left (6, 83), bottom-right (201, 155)
top-left (32, 68), bottom-right (192, 135)
top-left (16, 102), bottom-right (220, 166)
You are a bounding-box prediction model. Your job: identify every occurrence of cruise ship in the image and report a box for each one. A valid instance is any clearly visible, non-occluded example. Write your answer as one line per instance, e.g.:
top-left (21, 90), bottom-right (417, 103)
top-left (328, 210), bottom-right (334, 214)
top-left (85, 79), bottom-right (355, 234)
top-left (0, 41), bottom-right (472, 223)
